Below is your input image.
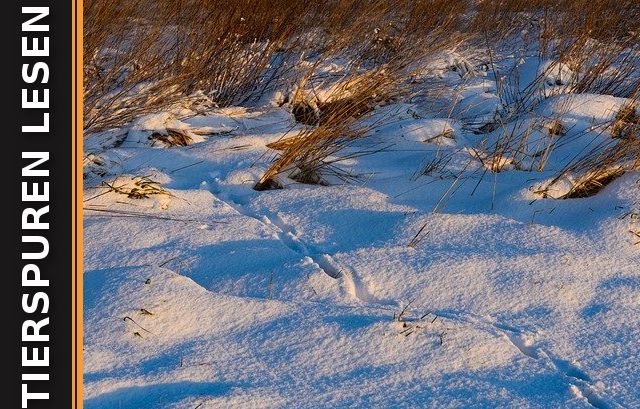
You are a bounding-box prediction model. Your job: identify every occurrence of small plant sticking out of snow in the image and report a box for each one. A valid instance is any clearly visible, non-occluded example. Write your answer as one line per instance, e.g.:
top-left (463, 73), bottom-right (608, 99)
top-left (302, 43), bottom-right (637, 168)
top-left (102, 176), bottom-right (172, 199)
top-left (537, 168), bottom-right (625, 199)
top-left (149, 128), bottom-right (193, 147)
top-left (126, 112), bottom-right (213, 148)
top-left (123, 316), bottom-right (154, 336)
top-left (387, 304), bottom-right (452, 341)
top-left (611, 104), bottom-right (639, 139)
top-left (561, 168), bottom-right (626, 199)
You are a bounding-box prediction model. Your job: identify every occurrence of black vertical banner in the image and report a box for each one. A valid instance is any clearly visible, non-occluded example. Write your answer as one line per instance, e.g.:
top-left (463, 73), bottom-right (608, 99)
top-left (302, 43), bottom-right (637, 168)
top-left (4, 3), bottom-right (72, 408)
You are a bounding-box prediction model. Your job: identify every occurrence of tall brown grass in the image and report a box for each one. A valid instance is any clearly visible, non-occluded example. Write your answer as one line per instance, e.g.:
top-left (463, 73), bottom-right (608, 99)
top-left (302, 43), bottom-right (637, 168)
top-left (84, 0), bottom-right (474, 134)
top-left (469, 0), bottom-right (640, 194)
top-left (85, 0), bottom-right (640, 200)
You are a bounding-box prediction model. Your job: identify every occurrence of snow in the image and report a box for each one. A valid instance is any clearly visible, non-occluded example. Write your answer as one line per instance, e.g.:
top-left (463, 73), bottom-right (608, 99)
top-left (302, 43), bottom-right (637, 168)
top-left (84, 49), bottom-right (640, 408)
top-left (539, 93), bottom-right (629, 125)
top-left (538, 60), bottom-right (575, 90)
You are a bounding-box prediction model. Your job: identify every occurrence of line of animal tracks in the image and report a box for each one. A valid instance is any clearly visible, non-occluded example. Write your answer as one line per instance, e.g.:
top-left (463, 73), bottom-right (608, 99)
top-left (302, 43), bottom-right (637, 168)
top-left (211, 186), bottom-right (378, 303)
top-left (210, 184), bottom-right (620, 409)
top-left (438, 311), bottom-right (622, 409)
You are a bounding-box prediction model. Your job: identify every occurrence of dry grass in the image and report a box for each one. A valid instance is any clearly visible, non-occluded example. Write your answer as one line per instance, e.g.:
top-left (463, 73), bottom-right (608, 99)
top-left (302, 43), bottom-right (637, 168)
top-left (85, 0), bottom-right (640, 199)
top-left (84, 0), bottom-right (471, 134)
top-left (84, 0), bottom-right (314, 133)
top-left (538, 100), bottom-right (640, 199)
top-left (611, 104), bottom-right (640, 139)
top-left (561, 168), bottom-right (626, 199)
top-left (466, 0), bottom-right (640, 199)
top-left (149, 129), bottom-right (193, 147)
top-left (102, 176), bottom-right (171, 199)
top-left (255, 52), bottom-right (442, 190)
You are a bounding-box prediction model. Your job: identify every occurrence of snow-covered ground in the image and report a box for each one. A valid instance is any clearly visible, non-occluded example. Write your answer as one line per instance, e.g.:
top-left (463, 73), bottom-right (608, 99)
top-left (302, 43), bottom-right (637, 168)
top-left (83, 52), bottom-right (640, 408)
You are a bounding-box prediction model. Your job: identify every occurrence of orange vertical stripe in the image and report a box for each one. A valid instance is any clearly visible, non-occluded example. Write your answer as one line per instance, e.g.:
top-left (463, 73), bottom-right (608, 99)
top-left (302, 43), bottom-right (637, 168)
top-left (74, 0), bottom-right (84, 407)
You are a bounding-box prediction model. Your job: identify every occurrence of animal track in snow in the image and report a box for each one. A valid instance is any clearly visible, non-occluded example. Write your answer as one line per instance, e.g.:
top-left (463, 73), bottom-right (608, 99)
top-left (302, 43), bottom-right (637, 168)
top-left (433, 311), bottom-right (620, 409)
top-left (489, 321), bottom-right (619, 409)
top-left (503, 332), bottom-right (539, 359)
top-left (210, 188), bottom-right (379, 303)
